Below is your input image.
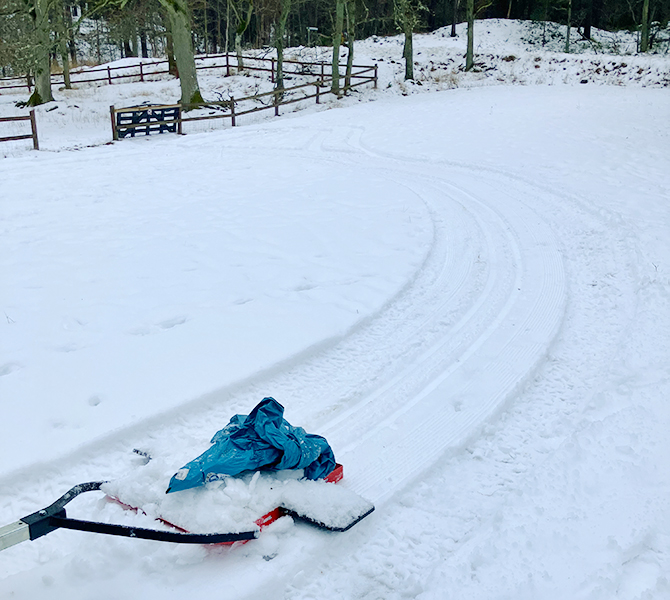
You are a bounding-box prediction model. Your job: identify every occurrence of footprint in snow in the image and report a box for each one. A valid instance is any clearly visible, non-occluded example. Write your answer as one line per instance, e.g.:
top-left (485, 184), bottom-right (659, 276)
top-left (0, 362), bottom-right (22, 377)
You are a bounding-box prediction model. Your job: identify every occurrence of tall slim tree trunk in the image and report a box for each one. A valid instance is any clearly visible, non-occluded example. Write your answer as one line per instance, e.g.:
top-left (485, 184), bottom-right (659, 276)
top-left (465, 0), bottom-right (474, 70)
top-left (450, 0), bottom-right (458, 37)
top-left (162, 11), bottom-right (179, 75)
top-left (565, 0), bottom-right (572, 53)
top-left (163, 0), bottom-right (203, 105)
top-left (331, 0), bottom-right (344, 95)
top-left (28, 0), bottom-right (54, 105)
top-left (233, 1), bottom-right (253, 70)
top-left (58, 0), bottom-right (72, 88)
top-left (140, 27), bottom-right (149, 57)
top-left (402, 13), bottom-right (413, 80)
top-left (640, 0), bottom-right (650, 52)
top-left (583, 0), bottom-right (592, 39)
top-left (203, 0), bottom-right (209, 54)
top-left (225, 0), bottom-right (230, 51)
top-left (235, 32), bottom-right (244, 67)
top-left (63, 3), bottom-right (77, 64)
top-left (274, 0), bottom-right (291, 92)
top-left (344, 0), bottom-right (354, 89)
top-left (59, 35), bottom-right (72, 88)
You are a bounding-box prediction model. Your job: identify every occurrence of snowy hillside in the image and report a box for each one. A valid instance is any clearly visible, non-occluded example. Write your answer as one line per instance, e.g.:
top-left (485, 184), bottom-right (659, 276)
top-left (0, 19), bottom-right (668, 156)
top-left (1, 19), bottom-right (669, 600)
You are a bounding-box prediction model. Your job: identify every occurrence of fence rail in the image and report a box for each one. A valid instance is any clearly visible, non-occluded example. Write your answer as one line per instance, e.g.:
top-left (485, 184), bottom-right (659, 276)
top-left (110, 62), bottom-right (377, 141)
top-left (0, 53), bottom-right (376, 93)
top-left (0, 110), bottom-right (39, 150)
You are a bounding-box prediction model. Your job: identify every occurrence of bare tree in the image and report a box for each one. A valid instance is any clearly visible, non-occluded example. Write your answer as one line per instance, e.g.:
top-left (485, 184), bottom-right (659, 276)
top-left (465, 0), bottom-right (474, 70)
top-left (274, 0), bottom-right (291, 91)
top-left (450, 0), bottom-right (459, 37)
top-left (394, 0), bottom-right (424, 80)
top-left (640, 0), bottom-right (650, 51)
top-left (161, 0), bottom-right (203, 103)
top-left (231, 0), bottom-right (253, 69)
top-left (564, 0), bottom-right (572, 52)
top-left (28, 0), bottom-right (54, 105)
top-left (331, 0), bottom-right (344, 94)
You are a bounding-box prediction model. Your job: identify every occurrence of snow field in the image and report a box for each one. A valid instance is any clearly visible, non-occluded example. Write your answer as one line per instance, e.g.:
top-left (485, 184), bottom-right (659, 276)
top-left (0, 19), bottom-right (669, 600)
top-left (0, 134), bottom-right (432, 472)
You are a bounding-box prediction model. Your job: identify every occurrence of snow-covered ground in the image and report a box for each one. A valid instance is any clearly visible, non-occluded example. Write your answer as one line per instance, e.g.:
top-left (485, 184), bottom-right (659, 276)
top-left (1, 19), bottom-right (669, 600)
top-left (1, 19), bottom-right (668, 156)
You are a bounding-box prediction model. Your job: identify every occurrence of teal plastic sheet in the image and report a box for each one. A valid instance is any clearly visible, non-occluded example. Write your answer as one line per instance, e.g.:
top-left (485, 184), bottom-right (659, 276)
top-left (167, 398), bottom-right (336, 493)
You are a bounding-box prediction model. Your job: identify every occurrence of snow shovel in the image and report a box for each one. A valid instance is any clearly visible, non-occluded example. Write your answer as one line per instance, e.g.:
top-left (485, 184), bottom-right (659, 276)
top-left (0, 464), bottom-right (374, 552)
top-left (1, 398), bottom-right (374, 552)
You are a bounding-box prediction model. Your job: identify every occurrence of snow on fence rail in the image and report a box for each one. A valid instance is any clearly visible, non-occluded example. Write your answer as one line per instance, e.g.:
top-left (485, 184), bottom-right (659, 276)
top-left (0, 110), bottom-right (39, 150)
top-left (110, 64), bottom-right (377, 141)
top-left (0, 53), bottom-right (374, 93)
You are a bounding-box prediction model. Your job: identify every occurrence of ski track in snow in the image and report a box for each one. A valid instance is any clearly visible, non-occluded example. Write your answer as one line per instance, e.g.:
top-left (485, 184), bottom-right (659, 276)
top-left (0, 120), bottom-right (568, 590)
top-left (1, 91), bottom-right (666, 599)
top-left (275, 130), bottom-right (655, 600)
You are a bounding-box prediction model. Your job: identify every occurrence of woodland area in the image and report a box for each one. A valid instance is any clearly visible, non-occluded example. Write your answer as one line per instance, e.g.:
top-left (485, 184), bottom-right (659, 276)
top-left (1, 0), bottom-right (669, 104)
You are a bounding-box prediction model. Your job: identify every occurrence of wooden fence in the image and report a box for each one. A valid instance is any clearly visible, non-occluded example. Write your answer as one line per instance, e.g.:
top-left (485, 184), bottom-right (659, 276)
top-left (0, 110), bottom-right (39, 150)
top-left (111, 63), bottom-right (377, 141)
top-left (0, 53), bottom-right (375, 93)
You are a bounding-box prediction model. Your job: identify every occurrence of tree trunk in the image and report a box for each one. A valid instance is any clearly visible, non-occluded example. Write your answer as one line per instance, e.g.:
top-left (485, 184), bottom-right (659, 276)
top-left (124, 40), bottom-right (134, 57)
top-left (232, 1), bottom-right (253, 71)
top-left (640, 0), bottom-right (650, 52)
top-left (58, 0), bottom-right (72, 89)
top-left (28, 0), bottom-right (54, 105)
top-left (163, 0), bottom-right (203, 105)
top-left (583, 0), bottom-right (592, 40)
top-left (63, 3), bottom-right (77, 65)
top-left (235, 32), bottom-right (244, 68)
top-left (450, 0), bottom-right (458, 37)
top-left (59, 35), bottom-right (72, 89)
top-left (140, 28), bottom-right (149, 58)
top-left (162, 12), bottom-right (179, 76)
top-left (344, 0), bottom-right (354, 90)
top-left (226, 0), bottom-right (232, 51)
top-left (274, 0), bottom-right (291, 92)
top-left (203, 0), bottom-right (209, 54)
top-left (465, 0), bottom-right (474, 70)
top-left (402, 14), bottom-right (413, 80)
top-left (331, 0), bottom-right (344, 95)
top-left (565, 0), bottom-right (572, 53)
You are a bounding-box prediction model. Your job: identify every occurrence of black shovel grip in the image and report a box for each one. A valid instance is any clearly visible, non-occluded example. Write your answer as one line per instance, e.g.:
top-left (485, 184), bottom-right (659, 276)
top-left (17, 481), bottom-right (257, 545)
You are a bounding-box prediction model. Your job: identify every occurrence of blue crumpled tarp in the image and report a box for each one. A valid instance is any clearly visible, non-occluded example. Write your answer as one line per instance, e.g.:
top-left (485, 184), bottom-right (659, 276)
top-left (166, 397), bottom-right (336, 493)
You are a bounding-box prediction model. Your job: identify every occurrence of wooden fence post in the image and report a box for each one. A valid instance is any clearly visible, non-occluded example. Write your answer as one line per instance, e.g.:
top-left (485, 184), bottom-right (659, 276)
top-left (110, 105), bottom-right (118, 140)
top-left (315, 85), bottom-right (320, 104)
top-left (230, 97), bottom-right (235, 127)
top-left (271, 58), bottom-right (275, 83)
top-left (139, 62), bottom-right (144, 82)
top-left (274, 91), bottom-right (279, 117)
top-left (226, 52), bottom-right (230, 76)
top-left (29, 110), bottom-right (39, 150)
top-left (107, 66), bottom-right (112, 85)
top-left (177, 105), bottom-right (182, 135)
top-left (374, 64), bottom-right (378, 89)
top-left (320, 63), bottom-right (324, 84)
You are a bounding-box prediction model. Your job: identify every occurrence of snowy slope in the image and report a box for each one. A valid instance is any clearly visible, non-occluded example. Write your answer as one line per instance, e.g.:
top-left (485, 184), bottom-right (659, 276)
top-left (1, 20), bottom-right (670, 600)
top-left (1, 20), bottom-right (668, 156)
